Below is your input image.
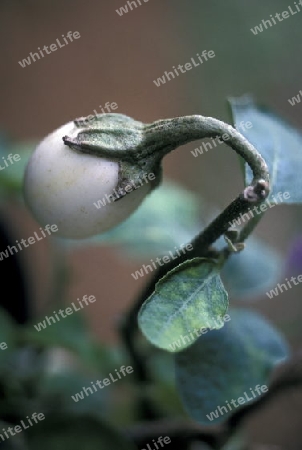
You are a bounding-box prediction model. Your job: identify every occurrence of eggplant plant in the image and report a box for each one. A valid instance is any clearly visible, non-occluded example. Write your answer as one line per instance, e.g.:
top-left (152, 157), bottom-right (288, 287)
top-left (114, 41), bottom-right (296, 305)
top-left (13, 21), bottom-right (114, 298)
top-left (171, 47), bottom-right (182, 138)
top-left (0, 95), bottom-right (301, 450)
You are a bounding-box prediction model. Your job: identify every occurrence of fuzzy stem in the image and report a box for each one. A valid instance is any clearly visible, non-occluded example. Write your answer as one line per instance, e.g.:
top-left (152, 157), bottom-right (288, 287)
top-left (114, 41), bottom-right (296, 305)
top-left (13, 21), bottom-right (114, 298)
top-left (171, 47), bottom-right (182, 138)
top-left (142, 115), bottom-right (270, 247)
top-left (143, 115), bottom-right (269, 185)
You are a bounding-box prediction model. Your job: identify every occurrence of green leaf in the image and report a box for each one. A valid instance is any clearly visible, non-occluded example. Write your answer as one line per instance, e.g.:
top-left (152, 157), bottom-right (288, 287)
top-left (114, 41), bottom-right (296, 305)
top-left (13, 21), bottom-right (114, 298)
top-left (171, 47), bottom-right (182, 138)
top-left (229, 95), bottom-right (302, 203)
top-left (175, 308), bottom-right (289, 425)
top-left (138, 258), bottom-right (229, 352)
top-left (27, 415), bottom-right (136, 450)
top-left (222, 237), bottom-right (282, 299)
top-left (62, 181), bottom-right (202, 259)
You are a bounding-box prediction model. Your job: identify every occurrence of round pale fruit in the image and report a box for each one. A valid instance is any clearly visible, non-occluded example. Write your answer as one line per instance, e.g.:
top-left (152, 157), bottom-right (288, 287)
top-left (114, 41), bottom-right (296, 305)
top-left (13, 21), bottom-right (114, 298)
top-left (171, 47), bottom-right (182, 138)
top-left (23, 121), bottom-right (151, 239)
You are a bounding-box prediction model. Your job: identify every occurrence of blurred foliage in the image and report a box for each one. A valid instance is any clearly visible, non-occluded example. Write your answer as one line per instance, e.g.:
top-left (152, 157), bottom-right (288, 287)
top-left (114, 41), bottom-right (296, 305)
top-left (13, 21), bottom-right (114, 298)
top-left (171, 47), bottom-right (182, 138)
top-left (0, 138), bottom-right (35, 198)
top-left (221, 237), bottom-right (283, 300)
top-left (230, 95), bottom-right (302, 203)
top-left (175, 309), bottom-right (289, 425)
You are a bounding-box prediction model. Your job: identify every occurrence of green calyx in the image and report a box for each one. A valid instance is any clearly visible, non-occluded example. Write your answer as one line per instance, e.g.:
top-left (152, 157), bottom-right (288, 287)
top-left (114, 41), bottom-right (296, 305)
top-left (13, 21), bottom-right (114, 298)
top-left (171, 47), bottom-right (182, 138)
top-left (62, 112), bottom-right (270, 205)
